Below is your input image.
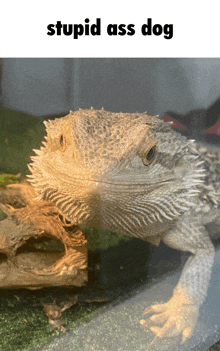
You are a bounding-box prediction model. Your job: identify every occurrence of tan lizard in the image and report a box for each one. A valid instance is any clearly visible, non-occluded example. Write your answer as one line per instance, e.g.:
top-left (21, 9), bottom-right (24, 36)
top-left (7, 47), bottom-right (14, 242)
top-left (27, 108), bottom-right (220, 344)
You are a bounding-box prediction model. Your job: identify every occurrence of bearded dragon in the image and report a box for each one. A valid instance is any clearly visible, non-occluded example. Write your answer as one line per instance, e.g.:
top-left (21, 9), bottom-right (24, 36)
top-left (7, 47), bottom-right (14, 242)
top-left (27, 108), bottom-right (220, 344)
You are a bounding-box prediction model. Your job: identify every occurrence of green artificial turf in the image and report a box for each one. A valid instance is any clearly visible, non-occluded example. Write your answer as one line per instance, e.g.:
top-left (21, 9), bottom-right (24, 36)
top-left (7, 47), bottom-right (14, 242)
top-left (0, 288), bottom-right (108, 351)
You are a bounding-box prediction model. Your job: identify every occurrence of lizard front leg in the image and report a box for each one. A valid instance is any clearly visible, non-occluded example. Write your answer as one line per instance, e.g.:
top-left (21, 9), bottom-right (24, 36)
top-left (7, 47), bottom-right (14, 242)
top-left (141, 215), bottom-right (215, 344)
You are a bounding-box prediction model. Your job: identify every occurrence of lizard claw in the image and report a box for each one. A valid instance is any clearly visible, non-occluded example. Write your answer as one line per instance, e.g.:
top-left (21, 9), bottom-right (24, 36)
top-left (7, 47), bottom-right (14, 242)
top-left (140, 318), bottom-right (153, 328)
top-left (181, 326), bottom-right (193, 344)
top-left (149, 334), bottom-right (160, 346)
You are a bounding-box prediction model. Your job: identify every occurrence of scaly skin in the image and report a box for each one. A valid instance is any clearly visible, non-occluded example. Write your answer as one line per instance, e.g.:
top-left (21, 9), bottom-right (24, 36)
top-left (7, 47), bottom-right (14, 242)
top-left (28, 108), bottom-right (220, 344)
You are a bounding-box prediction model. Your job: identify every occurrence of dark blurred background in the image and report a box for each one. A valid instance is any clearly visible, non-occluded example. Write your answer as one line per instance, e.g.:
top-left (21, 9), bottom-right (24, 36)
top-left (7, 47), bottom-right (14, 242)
top-left (1, 58), bottom-right (220, 144)
top-left (0, 58), bottom-right (219, 120)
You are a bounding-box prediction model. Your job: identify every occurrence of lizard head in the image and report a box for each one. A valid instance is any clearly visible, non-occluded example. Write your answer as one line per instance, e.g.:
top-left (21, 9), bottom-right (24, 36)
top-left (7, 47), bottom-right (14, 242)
top-left (28, 108), bottom-right (205, 236)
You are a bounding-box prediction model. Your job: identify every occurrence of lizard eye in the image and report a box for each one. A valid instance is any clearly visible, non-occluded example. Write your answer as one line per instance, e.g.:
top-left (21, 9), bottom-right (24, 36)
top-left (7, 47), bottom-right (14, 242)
top-left (60, 134), bottom-right (64, 145)
top-left (59, 134), bottom-right (66, 151)
top-left (141, 145), bottom-right (158, 166)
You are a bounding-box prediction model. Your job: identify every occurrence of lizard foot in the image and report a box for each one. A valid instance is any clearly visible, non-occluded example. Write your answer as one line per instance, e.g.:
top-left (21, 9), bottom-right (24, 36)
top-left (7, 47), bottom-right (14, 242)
top-left (140, 287), bottom-right (199, 345)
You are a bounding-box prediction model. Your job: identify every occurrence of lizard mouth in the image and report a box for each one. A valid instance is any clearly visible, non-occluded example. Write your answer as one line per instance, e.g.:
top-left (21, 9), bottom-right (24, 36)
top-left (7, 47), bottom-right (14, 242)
top-left (49, 166), bottom-right (176, 192)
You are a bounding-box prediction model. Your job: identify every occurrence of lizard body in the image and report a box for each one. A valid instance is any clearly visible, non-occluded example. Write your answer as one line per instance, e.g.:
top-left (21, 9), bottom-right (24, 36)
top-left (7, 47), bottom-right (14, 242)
top-left (28, 108), bottom-right (220, 343)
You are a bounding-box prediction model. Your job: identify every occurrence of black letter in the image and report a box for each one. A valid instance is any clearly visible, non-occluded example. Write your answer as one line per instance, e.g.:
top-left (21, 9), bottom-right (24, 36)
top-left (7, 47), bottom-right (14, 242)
top-left (107, 24), bottom-right (118, 36)
top-left (152, 24), bottom-right (162, 36)
top-left (56, 21), bottom-right (63, 35)
top-left (141, 18), bottom-right (152, 36)
top-left (127, 24), bottom-right (135, 36)
top-left (74, 24), bottom-right (84, 39)
top-left (118, 24), bottom-right (126, 36)
top-left (63, 24), bottom-right (73, 36)
top-left (164, 24), bottom-right (173, 39)
top-left (91, 18), bottom-right (101, 36)
top-left (47, 24), bottom-right (55, 36)
top-left (85, 18), bottom-right (90, 35)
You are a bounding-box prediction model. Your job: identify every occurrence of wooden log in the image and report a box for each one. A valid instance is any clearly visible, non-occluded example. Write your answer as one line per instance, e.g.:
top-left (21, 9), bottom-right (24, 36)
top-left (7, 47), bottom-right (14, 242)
top-left (0, 181), bottom-right (88, 289)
